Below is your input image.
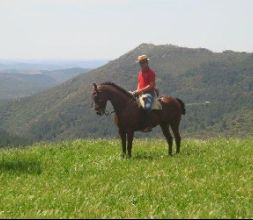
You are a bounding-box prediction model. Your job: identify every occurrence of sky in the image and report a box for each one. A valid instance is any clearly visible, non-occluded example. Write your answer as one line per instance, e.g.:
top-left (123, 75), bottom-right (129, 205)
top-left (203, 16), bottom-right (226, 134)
top-left (0, 0), bottom-right (253, 60)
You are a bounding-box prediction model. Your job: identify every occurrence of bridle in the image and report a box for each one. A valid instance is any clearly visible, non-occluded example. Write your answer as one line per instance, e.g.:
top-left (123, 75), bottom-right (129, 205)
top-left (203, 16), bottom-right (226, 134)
top-left (91, 83), bottom-right (136, 117)
top-left (91, 89), bottom-right (115, 117)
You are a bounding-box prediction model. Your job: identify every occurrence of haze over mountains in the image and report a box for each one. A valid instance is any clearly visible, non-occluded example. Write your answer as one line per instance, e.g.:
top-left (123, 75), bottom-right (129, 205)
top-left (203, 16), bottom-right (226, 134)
top-left (0, 59), bottom-right (109, 71)
top-left (0, 43), bottom-right (252, 146)
top-left (0, 59), bottom-right (109, 100)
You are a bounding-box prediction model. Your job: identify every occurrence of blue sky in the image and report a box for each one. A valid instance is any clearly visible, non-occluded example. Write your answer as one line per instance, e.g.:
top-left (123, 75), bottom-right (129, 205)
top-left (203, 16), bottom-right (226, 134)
top-left (0, 0), bottom-right (253, 59)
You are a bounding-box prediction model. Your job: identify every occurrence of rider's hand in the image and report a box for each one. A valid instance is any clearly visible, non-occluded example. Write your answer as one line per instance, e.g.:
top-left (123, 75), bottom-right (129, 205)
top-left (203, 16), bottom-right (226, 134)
top-left (132, 90), bottom-right (140, 97)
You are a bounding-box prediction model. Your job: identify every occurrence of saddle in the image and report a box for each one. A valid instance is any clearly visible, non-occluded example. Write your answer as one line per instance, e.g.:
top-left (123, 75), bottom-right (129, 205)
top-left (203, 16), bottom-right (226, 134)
top-left (137, 94), bottom-right (162, 110)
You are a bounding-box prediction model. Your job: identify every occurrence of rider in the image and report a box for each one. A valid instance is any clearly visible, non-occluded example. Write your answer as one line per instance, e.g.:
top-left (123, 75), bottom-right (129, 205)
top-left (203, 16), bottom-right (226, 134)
top-left (133, 54), bottom-right (156, 132)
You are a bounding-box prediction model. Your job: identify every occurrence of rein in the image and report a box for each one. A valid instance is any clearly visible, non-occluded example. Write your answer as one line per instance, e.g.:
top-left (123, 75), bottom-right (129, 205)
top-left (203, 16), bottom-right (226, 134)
top-left (103, 93), bottom-right (138, 116)
top-left (90, 100), bottom-right (115, 116)
top-left (92, 83), bottom-right (137, 117)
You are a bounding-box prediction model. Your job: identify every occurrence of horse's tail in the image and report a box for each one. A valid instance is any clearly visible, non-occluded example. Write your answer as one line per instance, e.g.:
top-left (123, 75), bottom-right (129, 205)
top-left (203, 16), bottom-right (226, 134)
top-left (176, 98), bottom-right (186, 115)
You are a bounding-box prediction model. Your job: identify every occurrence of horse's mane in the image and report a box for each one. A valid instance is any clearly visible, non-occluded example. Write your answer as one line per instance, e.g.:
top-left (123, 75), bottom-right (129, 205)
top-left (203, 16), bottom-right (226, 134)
top-left (100, 82), bottom-right (135, 99)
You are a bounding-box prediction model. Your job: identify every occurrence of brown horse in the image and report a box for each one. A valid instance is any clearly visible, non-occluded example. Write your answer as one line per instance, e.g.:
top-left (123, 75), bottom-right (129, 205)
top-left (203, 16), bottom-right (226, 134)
top-left (92, 82), bottom-right (185, 158)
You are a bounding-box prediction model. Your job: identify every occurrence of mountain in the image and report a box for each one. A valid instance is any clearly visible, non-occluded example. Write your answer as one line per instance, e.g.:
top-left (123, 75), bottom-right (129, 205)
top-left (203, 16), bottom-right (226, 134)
top-left (0, 43), bottom-right (252, 145)
top-left (0, 68), bottom-right (90, 100)
top-left (41, 68), bottom-right (89, 84)
top-left (0, 128), bottom-right (31, 147)
top-left (0, 72), bottom-right (56, 100)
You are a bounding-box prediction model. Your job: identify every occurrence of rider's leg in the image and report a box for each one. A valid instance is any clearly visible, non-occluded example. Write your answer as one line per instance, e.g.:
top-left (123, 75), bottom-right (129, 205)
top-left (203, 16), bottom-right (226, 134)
top-left (142, 94), bottom-right (154, 132)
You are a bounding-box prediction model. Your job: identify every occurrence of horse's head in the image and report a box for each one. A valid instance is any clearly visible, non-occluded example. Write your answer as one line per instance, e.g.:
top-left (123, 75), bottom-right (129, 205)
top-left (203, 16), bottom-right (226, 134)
top-left (92, 83), bottom-right (109, 116)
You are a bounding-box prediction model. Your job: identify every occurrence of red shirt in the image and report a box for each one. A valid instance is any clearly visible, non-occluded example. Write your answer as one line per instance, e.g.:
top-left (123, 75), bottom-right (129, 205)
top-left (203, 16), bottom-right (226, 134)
top-left (137, 68), bottom-right (156, 90)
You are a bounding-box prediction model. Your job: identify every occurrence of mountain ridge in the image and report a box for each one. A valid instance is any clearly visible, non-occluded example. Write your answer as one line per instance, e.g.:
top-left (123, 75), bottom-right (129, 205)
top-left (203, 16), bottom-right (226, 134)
top-left (0, 68), bottom-right (91, 100)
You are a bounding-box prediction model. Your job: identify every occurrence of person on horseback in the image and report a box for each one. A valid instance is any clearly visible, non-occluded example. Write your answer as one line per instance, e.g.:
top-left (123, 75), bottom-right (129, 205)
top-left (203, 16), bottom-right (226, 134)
top-left (132, 54), bottom-right (156, 132)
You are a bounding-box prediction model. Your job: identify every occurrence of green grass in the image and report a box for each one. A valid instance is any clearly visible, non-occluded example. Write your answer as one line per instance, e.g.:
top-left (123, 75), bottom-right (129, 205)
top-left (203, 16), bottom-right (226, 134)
top-left (0, 138), bottom-right (252, 218)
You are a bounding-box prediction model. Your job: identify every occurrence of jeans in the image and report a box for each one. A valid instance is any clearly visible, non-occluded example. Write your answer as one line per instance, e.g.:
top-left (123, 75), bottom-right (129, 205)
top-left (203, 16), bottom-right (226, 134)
top-left (143, 93), bottom-right (154, 112)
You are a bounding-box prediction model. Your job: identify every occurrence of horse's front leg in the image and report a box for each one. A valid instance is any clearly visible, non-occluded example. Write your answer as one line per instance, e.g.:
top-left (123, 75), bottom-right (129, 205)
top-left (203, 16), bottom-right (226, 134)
top-left (119, 129), bottom-right (126, 158)
top-left (127, 131), bottom-right (134, 158)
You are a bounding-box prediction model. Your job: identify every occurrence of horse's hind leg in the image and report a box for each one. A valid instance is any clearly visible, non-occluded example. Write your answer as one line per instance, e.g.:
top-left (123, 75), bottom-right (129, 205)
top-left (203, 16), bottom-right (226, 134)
top-left (160, 124), bottom-right (173, 156)
top-left (119, 129), bottom-right (127, 158)
top-left (170, 122), bottom-right (181, 154)
top-left (126, 131), bottom-right (134, 159)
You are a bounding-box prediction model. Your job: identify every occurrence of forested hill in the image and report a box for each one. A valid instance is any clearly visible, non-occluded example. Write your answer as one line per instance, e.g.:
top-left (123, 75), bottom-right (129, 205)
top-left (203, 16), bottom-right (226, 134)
top-left (0, 68), bottom-right (90, 100)
top-left (0, 43), bottom-right (252, 145)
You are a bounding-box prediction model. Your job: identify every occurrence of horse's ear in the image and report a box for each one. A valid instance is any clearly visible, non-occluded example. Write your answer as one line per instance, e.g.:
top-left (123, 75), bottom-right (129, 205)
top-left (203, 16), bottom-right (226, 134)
top-left (93, 83), bottom-right (98, 91)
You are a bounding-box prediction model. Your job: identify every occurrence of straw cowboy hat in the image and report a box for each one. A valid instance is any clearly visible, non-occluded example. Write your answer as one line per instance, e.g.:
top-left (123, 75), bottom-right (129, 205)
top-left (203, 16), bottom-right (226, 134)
top-left (136, 54), bottom-right (150, 63)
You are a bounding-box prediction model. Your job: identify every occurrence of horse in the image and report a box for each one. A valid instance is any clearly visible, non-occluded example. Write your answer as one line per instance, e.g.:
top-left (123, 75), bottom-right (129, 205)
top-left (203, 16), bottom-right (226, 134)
top-left (91, 82), bottom-right (185, 158)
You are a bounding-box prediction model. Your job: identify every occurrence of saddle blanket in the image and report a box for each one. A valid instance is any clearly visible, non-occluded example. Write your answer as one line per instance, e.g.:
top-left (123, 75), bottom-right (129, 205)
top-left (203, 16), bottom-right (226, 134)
top-left (138, 94), bottom-right (162, 110)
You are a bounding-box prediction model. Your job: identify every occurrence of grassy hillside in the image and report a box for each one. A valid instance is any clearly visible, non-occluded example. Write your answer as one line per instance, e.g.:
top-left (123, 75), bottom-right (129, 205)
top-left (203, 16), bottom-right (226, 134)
top-left (0, 138), bottom-right (252, 218)
top-left (0, 43), bottom-right (252, 143)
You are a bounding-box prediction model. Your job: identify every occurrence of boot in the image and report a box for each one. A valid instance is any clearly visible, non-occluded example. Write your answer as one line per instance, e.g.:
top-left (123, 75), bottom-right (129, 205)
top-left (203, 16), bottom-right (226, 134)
top-left (141, 110), bottom-right (153, 132)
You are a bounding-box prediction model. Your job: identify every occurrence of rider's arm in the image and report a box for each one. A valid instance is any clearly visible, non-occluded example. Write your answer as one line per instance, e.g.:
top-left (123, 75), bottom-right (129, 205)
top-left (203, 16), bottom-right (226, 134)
top-left (137, 81), bottom-right (155, 94)
top-left (137, 72), bottom-right (140, 90)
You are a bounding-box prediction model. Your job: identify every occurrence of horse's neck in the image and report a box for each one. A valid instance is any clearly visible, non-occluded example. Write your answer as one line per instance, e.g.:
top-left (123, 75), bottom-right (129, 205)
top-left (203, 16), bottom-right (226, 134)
top-left (105, 86), bottom-right (132, 112)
